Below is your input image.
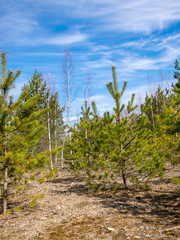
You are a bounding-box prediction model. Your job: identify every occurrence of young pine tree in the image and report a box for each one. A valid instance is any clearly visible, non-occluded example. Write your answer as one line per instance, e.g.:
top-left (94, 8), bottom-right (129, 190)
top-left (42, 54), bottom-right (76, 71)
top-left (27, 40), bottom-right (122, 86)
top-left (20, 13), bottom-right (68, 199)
top-left (0, 52), bottom-right (21, 214)
top-left (0, 52), bottom-right (48, 214)
top-left (65, 101), bottom-right (104, 186)
top-left (155, 60), bottom-right (180, 165)
top-left (105, 66), bottom-right (165, 187)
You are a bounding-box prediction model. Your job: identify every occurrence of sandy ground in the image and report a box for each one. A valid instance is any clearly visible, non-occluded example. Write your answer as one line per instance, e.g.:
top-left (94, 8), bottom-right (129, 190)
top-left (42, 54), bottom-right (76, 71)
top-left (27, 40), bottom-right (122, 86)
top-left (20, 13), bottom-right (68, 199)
top-left (0, 166), bottom-right (180, 240)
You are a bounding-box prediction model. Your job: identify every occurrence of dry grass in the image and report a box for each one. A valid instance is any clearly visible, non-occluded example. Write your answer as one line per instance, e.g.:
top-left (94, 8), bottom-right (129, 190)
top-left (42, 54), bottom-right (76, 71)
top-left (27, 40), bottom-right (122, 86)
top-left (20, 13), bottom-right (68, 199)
top-left (0, 165), bottom-right (180, 240)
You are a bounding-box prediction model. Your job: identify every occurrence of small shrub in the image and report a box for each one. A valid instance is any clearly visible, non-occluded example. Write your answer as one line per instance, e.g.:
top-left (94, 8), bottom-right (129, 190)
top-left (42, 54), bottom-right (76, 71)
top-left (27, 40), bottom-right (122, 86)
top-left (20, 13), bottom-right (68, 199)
top-left (6, 209), bottom-right (11, 215)
top-left (171, 177), bottom-right (180, 185)
top-left (14, 206), bottom-right (22, 212)
top-left (29, 194), bottom-right (44, 208)
top-left (38, 177), bottom-right (46, 183)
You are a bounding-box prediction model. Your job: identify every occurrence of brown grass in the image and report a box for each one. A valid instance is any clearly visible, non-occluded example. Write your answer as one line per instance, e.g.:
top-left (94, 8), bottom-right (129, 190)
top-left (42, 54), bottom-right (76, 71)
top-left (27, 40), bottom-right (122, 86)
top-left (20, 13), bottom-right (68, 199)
top-left (0, 165), bottom-right (180, 240)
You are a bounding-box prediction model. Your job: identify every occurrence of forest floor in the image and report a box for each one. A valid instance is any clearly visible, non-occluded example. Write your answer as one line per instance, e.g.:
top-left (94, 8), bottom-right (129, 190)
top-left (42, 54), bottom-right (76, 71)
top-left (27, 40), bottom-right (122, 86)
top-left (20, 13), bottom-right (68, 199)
top-left (0, 165), bottom-right (180, 240)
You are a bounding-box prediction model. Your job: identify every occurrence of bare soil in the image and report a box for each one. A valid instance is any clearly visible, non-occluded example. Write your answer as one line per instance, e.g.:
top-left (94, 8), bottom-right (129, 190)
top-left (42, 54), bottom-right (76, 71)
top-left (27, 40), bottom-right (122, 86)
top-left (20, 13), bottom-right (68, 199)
top-left (0, 166), bottom-right (180, 240)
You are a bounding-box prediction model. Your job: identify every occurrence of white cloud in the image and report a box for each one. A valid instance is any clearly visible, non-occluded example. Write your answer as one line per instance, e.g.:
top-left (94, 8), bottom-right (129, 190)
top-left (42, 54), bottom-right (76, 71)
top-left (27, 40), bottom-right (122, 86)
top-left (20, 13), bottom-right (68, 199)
top-left (122, 33), bottom-right (180, 53)
top-left (0, 12), bottom-right (38, 34)
top-left (89, 95), bottom-right (106, 101)
top-left (0, 27), bottom-right (88, 46)
top-left (2, 0), bottom-right (180, 41)
top-left (1, 0), bottom-right (180, 116)
top-left (46, 32), bottom-right (88, 45)
top-left (38, 0), bottom-right (180, 33)
top-left (86, 32), bottom-right (180, 76)
top-left (84, 59), bottom-right (113, 70)
top-left (0, 11), bottom-right (38, 45)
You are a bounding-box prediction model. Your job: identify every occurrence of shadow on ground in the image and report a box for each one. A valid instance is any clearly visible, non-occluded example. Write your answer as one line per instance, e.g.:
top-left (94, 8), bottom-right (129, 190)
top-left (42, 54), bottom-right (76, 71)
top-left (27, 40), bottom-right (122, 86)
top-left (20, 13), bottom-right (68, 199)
top-left (49, 175), bottom-right (180, 226)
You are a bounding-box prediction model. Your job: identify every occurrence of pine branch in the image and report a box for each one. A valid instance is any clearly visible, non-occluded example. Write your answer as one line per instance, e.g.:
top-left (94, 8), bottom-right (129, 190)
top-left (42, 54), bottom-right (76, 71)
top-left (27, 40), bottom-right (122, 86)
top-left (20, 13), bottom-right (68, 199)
top-left (112, 66), bottom-right (118, 93)
top-left (106, 82), bottom-right (115, 99)
top-left (119, 81), bottom-right (127, 98)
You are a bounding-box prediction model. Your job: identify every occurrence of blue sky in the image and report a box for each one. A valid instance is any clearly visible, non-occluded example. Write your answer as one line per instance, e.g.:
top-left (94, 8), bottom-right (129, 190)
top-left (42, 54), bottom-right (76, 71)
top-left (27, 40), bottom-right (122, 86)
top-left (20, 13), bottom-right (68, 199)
top-left (1, 0), bottom-right (180, 121)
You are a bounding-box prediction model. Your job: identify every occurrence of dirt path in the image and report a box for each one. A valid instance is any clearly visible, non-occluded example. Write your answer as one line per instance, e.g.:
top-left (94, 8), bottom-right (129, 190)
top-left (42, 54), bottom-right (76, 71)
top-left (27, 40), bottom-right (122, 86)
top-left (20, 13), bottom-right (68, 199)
top-left (0, 168), bottom-right (180, 240)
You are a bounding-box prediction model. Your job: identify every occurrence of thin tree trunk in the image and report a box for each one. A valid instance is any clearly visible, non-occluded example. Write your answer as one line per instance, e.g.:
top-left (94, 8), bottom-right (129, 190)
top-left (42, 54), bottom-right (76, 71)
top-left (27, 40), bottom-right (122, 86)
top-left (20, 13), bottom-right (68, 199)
top-left (122, 168), bottom-right (127, 188)
top-left (150, 97), bottom-right (155, 129)
top-left (118, 111), bottom-right (126, 187)
top-left (67, 53), bottom-right (70, 138)
top-left (47, 91), bottom-right (53, 169)
top-left (3, 166), bottom-right (8, 214)
top-left (3, 129), bottom-right (8, 214)
top-left (48, 112), bottom-right (53, 169)
top-left (3, 90), bottom-right (8, 214)
top-left (147, 76), bottom-right (155, 129)
top-left (66, 54), bottom-right (72, 155)
top-left (120, 143), bottom-right (127, 188)
top-left (54, 107), bottom-right (58, 166)
top-left (61, 140), bottom-right (65, 168)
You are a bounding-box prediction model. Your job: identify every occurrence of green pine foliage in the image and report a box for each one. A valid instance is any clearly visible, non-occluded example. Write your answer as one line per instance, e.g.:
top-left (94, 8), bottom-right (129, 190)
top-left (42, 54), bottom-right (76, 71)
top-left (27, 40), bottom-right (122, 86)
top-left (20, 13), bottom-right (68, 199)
top-left (0, 53), bottom-right (49, 214)
top-left (106, 66), bottom-right (127, 124)
top-left (19, 70), bottom-right (47, 117)
top-left (65, 101), bottom-right (102, 175)
top-left (143, 86), bottom-right (170, 129)
top-left (65, 66), bottom-right (167, 189)
top-left (0, 50), bottom-right (179, 213)
top-left (18, 70), bottom-right (48, 153)
top-left (172, 60), bottom-right (180, 133)
top-left (49, 91), bottom-right (65, 164)
top-left (103, 67), bottom-right (165, 187)
top-left (155, 60), bottom-right (180, 165)
top-left (143, 60), bottom-right (180, 166)
top-left (18, 71), bottom-right (65, 166)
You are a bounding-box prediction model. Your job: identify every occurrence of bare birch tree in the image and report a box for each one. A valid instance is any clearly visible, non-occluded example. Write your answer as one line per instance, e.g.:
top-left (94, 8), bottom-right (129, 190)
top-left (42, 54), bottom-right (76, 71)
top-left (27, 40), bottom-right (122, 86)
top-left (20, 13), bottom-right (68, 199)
top-left (47, 74), bottom-right (53, 169)
top-left (84, 71), bottom-right (93, 139)
top-left (52, 80), bottom-right (58, 166)
top-left (62, 48), bottom-right (75, 135)
top-left (62, 48), bottom-right (77, 158)
top-left (147, 74), bottom-right (155, 129)
top-left (85, 71), bottom-right (93, 102)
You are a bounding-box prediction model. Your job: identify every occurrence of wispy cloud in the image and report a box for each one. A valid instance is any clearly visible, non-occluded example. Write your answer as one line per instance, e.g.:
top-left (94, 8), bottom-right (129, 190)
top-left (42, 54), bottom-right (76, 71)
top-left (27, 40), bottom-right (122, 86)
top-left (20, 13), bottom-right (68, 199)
top-left (1, 0), bottom-right (180, 50)
top-left (1, 0), bottom-right (180, 120)
top-left (35, 0), bottom-right (180, 33)
top-left (1, 0), bottom-right (180, 46)
top-left (45, 32), bottom-right (88, 45)
top-left (0, 11), bottom-right (38, 45)
top-left (85, 32), bottom-right (180, 77)
top-left (0, 27), bottom-right (88, 46)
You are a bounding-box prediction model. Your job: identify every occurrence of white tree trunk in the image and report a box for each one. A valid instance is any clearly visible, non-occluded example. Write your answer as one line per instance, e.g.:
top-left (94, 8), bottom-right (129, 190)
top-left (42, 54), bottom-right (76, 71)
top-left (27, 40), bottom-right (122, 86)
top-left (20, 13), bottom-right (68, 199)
top-left (67, 53), bottom-right (71, 138)
top-left (54, 106), bottom-right (58, 166)
top-left (47, 90), bottom-right (53, 169)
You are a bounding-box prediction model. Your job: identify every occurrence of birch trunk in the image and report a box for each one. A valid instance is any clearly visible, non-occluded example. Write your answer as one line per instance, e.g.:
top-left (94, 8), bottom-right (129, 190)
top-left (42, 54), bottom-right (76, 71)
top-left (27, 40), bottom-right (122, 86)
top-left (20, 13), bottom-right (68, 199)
top-left (54, 106), bottom-right (58, 166)
top-left (47, 91), bottom-right (53, 169)
top-left (67, 53), bottom-right (70, 138)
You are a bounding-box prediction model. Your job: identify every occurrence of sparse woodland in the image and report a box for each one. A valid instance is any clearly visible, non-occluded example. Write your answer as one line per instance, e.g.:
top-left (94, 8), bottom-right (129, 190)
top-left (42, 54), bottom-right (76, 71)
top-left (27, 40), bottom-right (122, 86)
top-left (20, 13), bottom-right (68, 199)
top-left (0, 51), bottom-right (179, 239)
